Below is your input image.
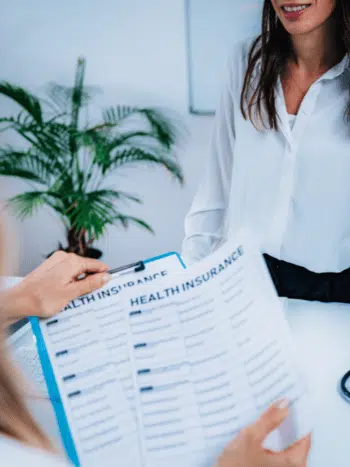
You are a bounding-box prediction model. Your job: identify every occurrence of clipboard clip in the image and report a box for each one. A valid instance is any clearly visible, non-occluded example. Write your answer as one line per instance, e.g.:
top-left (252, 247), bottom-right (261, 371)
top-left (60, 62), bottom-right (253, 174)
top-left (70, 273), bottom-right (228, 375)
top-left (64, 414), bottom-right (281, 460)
top-left (108, 260), bottom-right (145, 275)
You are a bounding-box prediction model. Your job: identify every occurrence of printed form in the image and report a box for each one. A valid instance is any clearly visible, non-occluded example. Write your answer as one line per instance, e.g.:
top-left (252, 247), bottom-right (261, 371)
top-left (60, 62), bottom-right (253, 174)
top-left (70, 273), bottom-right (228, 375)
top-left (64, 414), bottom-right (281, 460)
top-left (38, 254), bottom-right (184, 466)
top-left (124, 236), bottom-right (312, 467)
top-left (37, 237), bottom-right (312, 467)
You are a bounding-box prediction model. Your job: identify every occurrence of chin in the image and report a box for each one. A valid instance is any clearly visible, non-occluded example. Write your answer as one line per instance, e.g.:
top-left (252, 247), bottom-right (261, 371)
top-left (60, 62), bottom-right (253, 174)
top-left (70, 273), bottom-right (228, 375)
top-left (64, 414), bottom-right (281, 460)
top-left (282, 23), bottom-right (317, 35)
top-left (280, 18), bottom-right (325, 36)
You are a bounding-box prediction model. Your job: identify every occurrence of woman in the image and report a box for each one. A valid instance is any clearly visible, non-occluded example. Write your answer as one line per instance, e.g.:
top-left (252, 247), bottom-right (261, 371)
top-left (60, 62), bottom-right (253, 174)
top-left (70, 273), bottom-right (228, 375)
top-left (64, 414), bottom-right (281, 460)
top-left (0, 226), bottom-right (310, 465)
top-left (183, 0), bottom-right (350, 302)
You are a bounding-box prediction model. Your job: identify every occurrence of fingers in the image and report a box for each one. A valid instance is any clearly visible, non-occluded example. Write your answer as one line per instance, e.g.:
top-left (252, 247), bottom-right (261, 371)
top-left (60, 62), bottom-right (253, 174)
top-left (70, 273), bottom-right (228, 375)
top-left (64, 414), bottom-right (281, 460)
top-left (69, 272), bottom-right (111, 298)
top-left (252, 400), bottom-right (289, 442)
top-left (46, 251), bottom-right (68, 265)
top-left (37, 252), bottom-right (109, 278)
top-left (29, 250), bottom-right (68, 275)
top-left (284, 434), bottom-right (311, 452)
top-left (67, 255), bottom-right (109, 277)
top-left (284, 434), bottom-right (312, 463)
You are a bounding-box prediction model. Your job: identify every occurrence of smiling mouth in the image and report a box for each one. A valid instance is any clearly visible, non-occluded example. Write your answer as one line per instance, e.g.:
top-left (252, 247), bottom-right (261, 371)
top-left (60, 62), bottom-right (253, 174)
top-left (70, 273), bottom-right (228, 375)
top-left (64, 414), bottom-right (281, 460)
top-left (281, 4), bottom-right (311, 12)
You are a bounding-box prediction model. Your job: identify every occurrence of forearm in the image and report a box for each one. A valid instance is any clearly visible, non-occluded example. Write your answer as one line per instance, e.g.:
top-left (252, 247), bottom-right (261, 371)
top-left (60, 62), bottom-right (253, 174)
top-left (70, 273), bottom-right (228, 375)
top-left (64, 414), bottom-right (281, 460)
top-left (182, 201), bottom-right (227, 265)
top-left (0, 286), bottom-right (36, 325)
top-left (182, 229), bottom-right (225, 265)
top-left (264, 254), bottom-right (350, 303)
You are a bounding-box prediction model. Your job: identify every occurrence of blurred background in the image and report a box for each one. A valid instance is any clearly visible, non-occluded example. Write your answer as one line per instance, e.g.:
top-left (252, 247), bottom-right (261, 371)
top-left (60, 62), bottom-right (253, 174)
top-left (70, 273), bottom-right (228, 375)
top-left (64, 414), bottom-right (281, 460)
top-left (0, 0), bottom-right (260, 275)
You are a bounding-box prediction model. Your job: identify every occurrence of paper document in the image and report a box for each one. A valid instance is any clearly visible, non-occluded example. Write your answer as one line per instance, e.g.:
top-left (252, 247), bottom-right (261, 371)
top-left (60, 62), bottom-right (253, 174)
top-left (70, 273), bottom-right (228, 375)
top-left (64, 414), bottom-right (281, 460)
top-left (124, 236), bottom-right (311, 466)
top-left (34, 239), bottom-right (311, 467)
top-left (36, 253), bottom-right (184, 466)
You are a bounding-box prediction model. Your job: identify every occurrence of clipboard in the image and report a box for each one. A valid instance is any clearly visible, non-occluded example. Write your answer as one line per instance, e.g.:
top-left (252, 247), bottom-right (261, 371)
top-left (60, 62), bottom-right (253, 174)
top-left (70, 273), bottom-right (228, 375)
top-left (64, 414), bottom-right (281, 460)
top-left (30, 251), bottom-right (185, 466)
top-left (108, 251), bottom-right (185, 276)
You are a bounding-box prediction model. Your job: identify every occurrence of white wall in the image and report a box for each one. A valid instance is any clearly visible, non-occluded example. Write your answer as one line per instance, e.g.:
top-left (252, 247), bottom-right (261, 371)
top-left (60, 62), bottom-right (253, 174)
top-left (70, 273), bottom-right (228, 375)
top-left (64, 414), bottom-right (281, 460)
top-left (0, 0), bottom-right (214, 275)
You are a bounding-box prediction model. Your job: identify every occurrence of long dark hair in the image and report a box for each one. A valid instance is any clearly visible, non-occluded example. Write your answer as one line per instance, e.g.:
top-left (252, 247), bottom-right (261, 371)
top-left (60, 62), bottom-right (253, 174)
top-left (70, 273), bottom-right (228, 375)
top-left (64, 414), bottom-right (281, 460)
top-left (240, 0), bottom-right (350, 131)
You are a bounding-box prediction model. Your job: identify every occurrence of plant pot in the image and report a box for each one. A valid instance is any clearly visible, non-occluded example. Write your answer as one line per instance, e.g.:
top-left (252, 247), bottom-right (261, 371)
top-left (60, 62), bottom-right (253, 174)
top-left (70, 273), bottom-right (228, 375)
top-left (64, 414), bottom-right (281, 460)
top-left (47, 246), bottom-right (103, 259)
top-left (84, 247), bottom-right (103, 259)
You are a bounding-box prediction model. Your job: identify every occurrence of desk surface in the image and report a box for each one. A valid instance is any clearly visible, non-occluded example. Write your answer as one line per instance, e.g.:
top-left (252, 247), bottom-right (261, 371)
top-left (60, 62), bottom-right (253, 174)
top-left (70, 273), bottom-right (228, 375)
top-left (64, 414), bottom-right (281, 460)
top-left (286, 299), bottom-right (350, 467)
top-left (6, 294), bottom-right (350, 466)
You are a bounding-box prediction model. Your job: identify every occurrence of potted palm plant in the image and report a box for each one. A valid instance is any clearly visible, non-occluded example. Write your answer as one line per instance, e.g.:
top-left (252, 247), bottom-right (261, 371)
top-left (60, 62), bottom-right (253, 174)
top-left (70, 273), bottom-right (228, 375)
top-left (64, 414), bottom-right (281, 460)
top-left (0, 58), bottom-right (184, 258)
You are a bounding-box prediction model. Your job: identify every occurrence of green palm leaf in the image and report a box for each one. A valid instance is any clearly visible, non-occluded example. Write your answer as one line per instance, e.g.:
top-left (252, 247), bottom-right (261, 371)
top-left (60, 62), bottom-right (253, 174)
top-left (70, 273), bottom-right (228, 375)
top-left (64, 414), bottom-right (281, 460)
top-left (0, 147), bottom-right (60, 185)
top-left (0, 164), bottom-right (44, 183)
top-left (71, 58), bottom-right (86, 131)
top-left (113, 214), bottom-right (154, 233)
top-left (66, 194), bottom-right (118, 239)
top-left (103, 106), bottom-right (137, 124)
top-left (41, 122), bottom-right (72, 155)
top-left (45, 82), bottom-right (99, 115)
top-left (103, 106), bottom-right (184, 150)
top-left (0, 114), bottom-right (33, 131)
top-left (78, 128), bottom-right (112, 175)
top-left (8, 191), bottom-right (47, 218)
top-left (8, 191), bottom-right (66, 218)
top-left (138, 108), bottom-right (181, 149)
top-left (62, 188), bottom-right (146, 240)
top-left (108, 148), bottom-right (184, 183)
top-left (0, 82), bottom-right (43, 124)
top-left (0, 58), bottom-right (185, 256)
top-left (88, 189), bottom-right (142, 204)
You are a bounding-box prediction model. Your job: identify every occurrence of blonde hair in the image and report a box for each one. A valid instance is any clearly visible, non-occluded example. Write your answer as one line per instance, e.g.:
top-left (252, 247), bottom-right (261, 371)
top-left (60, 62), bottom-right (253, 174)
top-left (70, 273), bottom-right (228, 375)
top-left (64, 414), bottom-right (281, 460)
top-left (0, 219), bottom-right (53, 451)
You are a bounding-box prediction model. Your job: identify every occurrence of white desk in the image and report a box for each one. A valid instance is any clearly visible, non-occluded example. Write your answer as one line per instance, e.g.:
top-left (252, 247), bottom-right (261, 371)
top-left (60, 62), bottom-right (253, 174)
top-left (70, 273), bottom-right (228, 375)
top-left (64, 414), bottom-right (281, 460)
top-left (5, 285), bottom-right (350, 465)
top-left (286, 299), bottom-right (350, 467)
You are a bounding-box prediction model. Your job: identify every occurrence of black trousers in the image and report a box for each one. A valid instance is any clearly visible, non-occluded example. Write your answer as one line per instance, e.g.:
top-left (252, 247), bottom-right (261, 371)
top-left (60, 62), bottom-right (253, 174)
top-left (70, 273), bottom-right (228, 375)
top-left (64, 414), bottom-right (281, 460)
top-left (263, 254), bottom-right (350, 303)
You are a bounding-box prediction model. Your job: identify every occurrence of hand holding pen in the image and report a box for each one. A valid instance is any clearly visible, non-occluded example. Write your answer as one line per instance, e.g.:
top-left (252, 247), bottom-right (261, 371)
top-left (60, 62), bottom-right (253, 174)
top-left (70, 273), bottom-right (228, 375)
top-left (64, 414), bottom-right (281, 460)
top-left (0, 251), bottom-right (111, 322)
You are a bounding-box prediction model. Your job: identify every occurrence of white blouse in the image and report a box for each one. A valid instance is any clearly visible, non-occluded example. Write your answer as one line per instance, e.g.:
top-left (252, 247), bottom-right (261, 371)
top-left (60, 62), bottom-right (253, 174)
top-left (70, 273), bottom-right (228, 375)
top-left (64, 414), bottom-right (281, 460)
top-left (288, 114), bottom-right (297, 130)
top-left (182, 38), bottom-right (350, 273)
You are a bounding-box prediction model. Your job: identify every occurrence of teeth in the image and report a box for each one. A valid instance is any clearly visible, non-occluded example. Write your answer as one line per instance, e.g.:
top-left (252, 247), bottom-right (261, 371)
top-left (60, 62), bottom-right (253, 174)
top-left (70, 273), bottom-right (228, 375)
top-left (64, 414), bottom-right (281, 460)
top-left (283, 4), bottom-right (309, 12)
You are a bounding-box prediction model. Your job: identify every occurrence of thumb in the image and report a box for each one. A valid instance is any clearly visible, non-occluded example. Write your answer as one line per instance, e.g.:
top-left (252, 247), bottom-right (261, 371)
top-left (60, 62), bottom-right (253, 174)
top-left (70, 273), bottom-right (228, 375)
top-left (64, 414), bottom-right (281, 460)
top-left (253, 400), bottom-right (289, 442)
top-left (70, 272), bottom-right (111, 298)
top-left (283, 434), bottom-right (312, 465)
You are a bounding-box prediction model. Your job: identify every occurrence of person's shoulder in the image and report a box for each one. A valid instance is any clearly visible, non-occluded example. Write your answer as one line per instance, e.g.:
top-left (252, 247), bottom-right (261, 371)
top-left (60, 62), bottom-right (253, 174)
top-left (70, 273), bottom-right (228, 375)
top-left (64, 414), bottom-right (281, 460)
top-left (0, 434), bottom-right (69, 467)
top-left (226, 35), bottom-right (259, 69)
top-left (224, 36), bottom-right (260, 91)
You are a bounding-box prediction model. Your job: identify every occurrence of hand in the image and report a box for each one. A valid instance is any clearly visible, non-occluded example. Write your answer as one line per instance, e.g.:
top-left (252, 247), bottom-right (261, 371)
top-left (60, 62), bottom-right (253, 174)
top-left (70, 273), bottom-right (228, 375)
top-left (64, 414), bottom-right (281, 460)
top-left (216, 401), bottom-right (311, 467)
top-left (1, 251), bottom-right (111, 321)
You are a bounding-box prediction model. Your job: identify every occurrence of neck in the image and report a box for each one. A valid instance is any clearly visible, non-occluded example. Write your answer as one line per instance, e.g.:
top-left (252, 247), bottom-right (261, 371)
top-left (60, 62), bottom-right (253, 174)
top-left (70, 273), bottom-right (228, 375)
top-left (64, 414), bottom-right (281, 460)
top-left (289, 16), bottom-right (343, 75)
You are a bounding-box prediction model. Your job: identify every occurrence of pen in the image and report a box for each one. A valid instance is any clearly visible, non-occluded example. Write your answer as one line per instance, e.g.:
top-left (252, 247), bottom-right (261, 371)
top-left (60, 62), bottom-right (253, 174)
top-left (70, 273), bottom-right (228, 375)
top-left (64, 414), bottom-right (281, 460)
top-left (109, 261), bottom-right (145, 275)
top-left (77, 260), bottom-right (146, 280)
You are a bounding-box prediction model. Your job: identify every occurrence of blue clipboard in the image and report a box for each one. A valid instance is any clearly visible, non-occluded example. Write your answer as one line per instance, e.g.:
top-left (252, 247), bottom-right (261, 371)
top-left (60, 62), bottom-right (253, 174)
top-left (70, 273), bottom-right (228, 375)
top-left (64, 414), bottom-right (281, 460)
top-left (30, 251), bottom-right (185, 466)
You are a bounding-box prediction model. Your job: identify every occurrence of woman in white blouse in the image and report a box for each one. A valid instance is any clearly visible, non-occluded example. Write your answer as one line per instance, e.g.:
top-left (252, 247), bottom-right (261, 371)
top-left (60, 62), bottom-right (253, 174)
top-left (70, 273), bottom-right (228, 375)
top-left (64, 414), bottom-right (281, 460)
top-left (0, 220), bottom-right (310, 466)
top-left (183, 0), bottom-right (350, 302)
